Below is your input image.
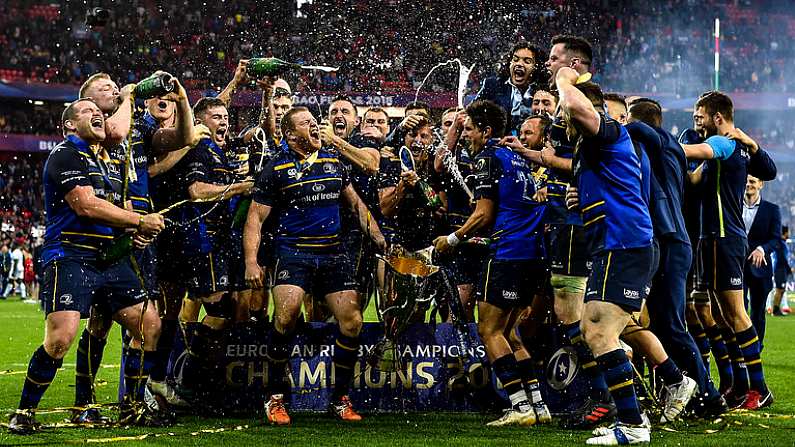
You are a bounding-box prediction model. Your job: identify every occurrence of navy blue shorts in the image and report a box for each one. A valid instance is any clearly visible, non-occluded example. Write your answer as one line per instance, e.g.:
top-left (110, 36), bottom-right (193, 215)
top-left (186, 249), bottom-right (229, 298)
top-left (698, 236), bottom-right (747, 292)
top-left (584, 246), bottom-right (654, 312)
top-left (445, 244), bottom-right (488, 286)
top-left (476, 259), bottom-right (547, 310)
top-left (548, 224), bottom-right (590, 277)
top-left (271, 251), bottom-right (357, 297)
top-left (41, 258), bottom-right (147, 318)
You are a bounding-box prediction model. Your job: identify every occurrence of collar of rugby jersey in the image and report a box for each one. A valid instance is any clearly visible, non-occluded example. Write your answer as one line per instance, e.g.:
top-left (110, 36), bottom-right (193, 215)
top-left (66, 134), bottom-right (110, 162)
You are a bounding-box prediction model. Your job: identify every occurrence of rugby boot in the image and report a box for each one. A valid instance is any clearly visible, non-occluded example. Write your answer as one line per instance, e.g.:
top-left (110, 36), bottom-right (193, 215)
top-left (265, 394), bottom-right (291, 425)
top-left (70, 407), bottom-right (110, 425)
top-left (329, 395), bottom-right (362, 422)
top-left (742, 389), bottom-right (774, 411)
top-left (660, 376), bottom-right (698, 423)
top-left (486, 401), bottom-right (536, 427)
top-left (8, 410), bottom-right (40, 435)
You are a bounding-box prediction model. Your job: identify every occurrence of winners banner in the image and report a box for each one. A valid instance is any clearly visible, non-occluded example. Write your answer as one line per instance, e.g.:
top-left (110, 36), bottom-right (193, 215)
top-left (133, 322), bottom-right (589, 414)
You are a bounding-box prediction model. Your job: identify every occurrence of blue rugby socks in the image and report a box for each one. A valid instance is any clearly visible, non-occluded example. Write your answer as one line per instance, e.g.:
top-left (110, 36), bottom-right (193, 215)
top-left (597, 349), bottom-right (643, 425)
top-left (19, 345), bottom-right (63, 410)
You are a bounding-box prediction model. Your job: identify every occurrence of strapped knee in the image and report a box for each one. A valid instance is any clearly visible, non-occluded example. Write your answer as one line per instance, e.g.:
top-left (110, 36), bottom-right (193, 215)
top-left (550, 274), bottom-right (587, 294)
top-left (203, 294), bottom-right (235, 320)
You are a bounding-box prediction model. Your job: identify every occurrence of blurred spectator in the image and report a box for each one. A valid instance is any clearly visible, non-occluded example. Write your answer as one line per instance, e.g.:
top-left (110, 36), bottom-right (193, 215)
top-left (0, 244), bottom-right (9, 299)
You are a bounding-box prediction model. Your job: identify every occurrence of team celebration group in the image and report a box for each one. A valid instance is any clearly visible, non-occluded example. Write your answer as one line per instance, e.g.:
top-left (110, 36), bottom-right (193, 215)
top-left (7, 33), bottom-right (783, 446)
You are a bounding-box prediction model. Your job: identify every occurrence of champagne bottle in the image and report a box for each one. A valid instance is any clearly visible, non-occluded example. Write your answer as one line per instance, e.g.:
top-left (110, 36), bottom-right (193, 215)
top-left (134, 72), bottom-right (176, 99)
top-left (246, 57), bottom-right (302, 78)
top-left (232, 197), bottom-right (251, 229)
top-left (98, 233), bottom-right (134, 265)
top-left (418, 180), bottom-right (442, 210)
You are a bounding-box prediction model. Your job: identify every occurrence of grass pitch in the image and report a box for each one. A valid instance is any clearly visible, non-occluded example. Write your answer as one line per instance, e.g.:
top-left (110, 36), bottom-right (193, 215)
top-left (0, 298), bottom-right (793, 446)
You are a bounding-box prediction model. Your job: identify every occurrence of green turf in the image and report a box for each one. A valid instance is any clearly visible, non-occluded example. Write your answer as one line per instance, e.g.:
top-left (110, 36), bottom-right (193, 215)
top-left (0, 298), bottom-right (793, 446)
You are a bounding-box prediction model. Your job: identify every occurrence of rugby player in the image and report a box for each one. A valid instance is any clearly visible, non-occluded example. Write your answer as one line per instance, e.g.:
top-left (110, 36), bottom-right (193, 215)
top-left (243, 106), bottom-right (386, 424)
top-left (70, 72), bottom-right (195, 423)
top-left (434, 100), bottom-right (548, 427)
top-left (172, 97), bottom-right (254, 403)
top-left (379, 118), bottom-right (440, 253)
top-left (544, 35), bottom-right (616, 428)
top-left (532, 90), bottom-right (558, 117)
top-left (433, 109), bottom-right (485, 321)
top-left (681, 91), bottom-right (777, 410)
top-left (558, 69), bottom-right (655, 444)
top-left (9, 99), bottom-right (165, 433)
top-left (625, 98), bottom-right (726, 418)
top-left (324, 97), bottom-right (383, 316)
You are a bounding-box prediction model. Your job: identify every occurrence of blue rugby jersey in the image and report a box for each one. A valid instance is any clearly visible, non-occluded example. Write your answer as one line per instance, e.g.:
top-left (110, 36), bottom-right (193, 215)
top-left (573, 115), bottom-right (654, 254)
top-left (698, 136), bottom-right (749, 239)
top-left (252, 146), bottom-right (350, 254)
top-left (41, 135), bottom-right (125, 265)
top-left (546, 117), bottom-right (582, 225)
top-left (698, 135), bottom-right (777, 239)
top-left (473, 140), bottom-right (546, 260)
top-left (126, 112), bottom-right (159, 214)
top-left (182, 137), bottom-right (236, 233)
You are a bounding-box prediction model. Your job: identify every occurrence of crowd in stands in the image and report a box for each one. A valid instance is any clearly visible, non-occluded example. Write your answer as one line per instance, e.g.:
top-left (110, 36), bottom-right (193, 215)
top-left (0, 0), bottom-right (793, 95)
top-left (0, 102), bottom-right (61, 135)
top-left (0, 157), bottom-right (45, 236)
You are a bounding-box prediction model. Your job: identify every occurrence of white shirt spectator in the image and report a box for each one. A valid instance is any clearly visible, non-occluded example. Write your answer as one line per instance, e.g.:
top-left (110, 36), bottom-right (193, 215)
top-left (9, 248), bottom-right (23, 279)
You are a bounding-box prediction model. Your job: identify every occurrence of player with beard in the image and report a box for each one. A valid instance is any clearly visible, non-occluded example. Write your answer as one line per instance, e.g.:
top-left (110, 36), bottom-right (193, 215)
top-left (320, 96), bottom-right (383, 316)
top-left (475, 42), bottom-right (546, 133)
top-left (8, 99), bottom-right (165, 433)
top-left (681, 91), bottom-right (777, 410)
top-left (243, 107), bottom-right (385, 424)
top-left (379, 119), bottom-right (440, 253)
top-left (678, 112), bottom-right (731, 399)
top-left (166, 97), bottom-right (253, 405)
top-left (556, 71), bottom-right (656, 445)
top-left (681, 95), bottom-right (748, 406)
top-left (532, 90), bottom-right (558, 117)
top-left (491, 113), bottom-right (556, 423)
top-left (434, 100), bottom-right (547, 427)
top-left (70, 72), bottom-right (195, 424)
top-left (624, 98), bottom-right (727, 418)
top-left (540, 35), bottom-right (617, 428)
top-left (588, 94), bottom-right (701, 422)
